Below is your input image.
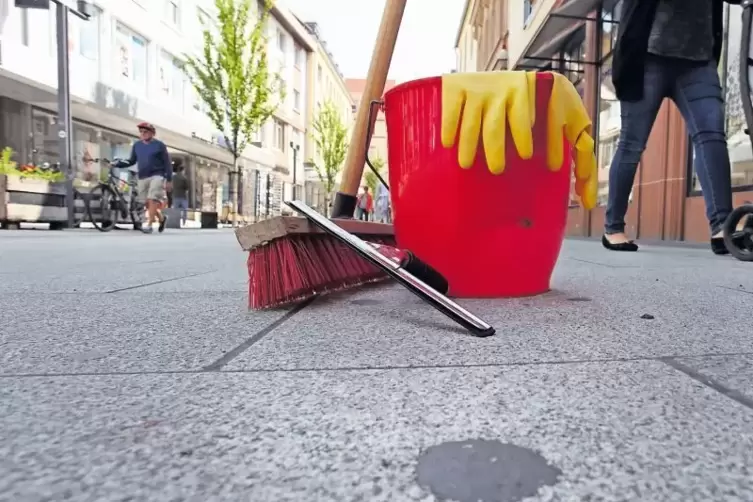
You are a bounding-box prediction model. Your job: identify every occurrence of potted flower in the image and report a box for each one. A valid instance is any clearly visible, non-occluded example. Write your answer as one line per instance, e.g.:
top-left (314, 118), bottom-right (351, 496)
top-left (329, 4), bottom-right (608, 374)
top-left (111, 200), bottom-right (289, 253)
top-left (0, 147), bottom-right (68, 229)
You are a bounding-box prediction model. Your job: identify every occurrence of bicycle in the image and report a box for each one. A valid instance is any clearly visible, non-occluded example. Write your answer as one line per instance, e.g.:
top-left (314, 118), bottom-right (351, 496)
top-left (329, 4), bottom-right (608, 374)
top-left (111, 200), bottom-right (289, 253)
top-left (85, 158), bottom-right (146, 232)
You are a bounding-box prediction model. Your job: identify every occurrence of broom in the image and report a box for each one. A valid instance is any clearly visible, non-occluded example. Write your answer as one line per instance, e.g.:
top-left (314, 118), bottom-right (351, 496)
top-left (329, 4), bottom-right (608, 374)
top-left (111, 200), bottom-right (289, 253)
top-left (234, 0), bottom-right (446, 309)
top-left (236, 216), bottom-right (446, 309)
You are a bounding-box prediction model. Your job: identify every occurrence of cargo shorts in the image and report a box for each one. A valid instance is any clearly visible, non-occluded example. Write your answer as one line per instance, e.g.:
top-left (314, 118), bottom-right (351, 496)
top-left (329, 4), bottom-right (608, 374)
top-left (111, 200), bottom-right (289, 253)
top-left (137, 175), bottom-right (166, 203)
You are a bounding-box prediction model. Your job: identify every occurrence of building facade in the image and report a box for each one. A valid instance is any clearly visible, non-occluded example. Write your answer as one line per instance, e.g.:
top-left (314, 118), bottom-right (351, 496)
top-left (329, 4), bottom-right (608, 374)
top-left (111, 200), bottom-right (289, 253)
top-left (345, 78), bottom-right (396, 181)
top-left (300, 21), bottom-right (355, 213)
top-left (261, 4), bottom-right (315, 215)
top-left (0, 0), bottom-right (321, 222)
top-left (457, 0), bottom-right (753, 243)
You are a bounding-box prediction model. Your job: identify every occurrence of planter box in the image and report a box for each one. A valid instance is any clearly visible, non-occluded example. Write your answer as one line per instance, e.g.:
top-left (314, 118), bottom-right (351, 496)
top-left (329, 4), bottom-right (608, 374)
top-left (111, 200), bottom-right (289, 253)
top-left (201, 211), bottom-right (218, 229)
top-left (1, 175), bottom-right (67, 226)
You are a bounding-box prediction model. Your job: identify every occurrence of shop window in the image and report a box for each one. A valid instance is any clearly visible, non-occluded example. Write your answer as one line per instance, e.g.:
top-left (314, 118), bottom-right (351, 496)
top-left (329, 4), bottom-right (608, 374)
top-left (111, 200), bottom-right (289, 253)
top-left (293, 89), bottom-right (301, 112)
top-left (561, 34), bottom-right (586, 90)
top-left (99, 130), bottom-right (135, 185)
top-left (115, 23), bottom-right (149, 95)
top-left (600, 0), bottom-right (621, 59)
top-left (165, 0), bottom-right (180, 29)
top-left (100, 130), bottom-right (133, 162)
top-left (196, 158), bottom-right (220, 212)
top-left (73, 122), bottom-right (100, 182)
top-left (20, 8), bottom-right (30, 47)
top-left (159, 50), bottom-right (185, 108)
top-left (689, 3), bottom-right (753, 193)
top-left (273, 119), bottom-right (285, 150)
top-left (524, 0), bottom-right (535, 27)
top-left (76, 6), bottom-right (101, 61)
top-left (31, 109), bottom-right (58, 166)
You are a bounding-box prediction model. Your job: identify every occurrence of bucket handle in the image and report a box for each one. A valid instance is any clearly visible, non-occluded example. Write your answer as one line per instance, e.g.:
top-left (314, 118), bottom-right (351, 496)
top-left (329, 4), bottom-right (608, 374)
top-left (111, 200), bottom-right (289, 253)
top-left (365, 99), bottom-right (390, 191)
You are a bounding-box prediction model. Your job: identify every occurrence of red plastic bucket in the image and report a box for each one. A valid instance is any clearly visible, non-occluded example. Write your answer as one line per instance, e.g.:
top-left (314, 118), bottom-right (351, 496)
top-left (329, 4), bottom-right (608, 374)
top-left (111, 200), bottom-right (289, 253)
top-left (383, 73), bottom-right (572, 298)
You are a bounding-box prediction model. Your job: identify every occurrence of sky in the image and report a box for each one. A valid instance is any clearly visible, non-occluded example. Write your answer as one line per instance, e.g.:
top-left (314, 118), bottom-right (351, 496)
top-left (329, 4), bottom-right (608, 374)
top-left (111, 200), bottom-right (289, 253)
top-left (280, 0), bottom-right (465, 83)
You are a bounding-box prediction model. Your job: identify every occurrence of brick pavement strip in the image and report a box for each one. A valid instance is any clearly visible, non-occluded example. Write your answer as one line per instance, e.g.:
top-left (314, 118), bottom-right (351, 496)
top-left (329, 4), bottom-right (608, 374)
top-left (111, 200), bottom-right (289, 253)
top-left (1, 229), bottom-right (753, 501)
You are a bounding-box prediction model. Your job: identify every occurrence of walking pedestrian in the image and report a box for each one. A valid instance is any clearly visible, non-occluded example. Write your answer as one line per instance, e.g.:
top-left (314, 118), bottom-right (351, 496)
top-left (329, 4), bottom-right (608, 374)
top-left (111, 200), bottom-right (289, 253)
top-left (605, 0), bottom-right (740, 254)
top-left (113, 122), bottom-right (172, 233)
top-left (356, 186), bottom-right (373, 221)
top-left (374, 182), bottom-right (390, 223)
top-left (171, 160), bottom-right (190, 227)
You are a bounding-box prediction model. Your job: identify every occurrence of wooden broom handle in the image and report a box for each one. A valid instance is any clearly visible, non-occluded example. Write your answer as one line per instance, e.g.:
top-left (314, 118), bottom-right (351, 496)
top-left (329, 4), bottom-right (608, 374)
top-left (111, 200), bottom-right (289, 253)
top-left (338, 0), bottom-right (406, 195)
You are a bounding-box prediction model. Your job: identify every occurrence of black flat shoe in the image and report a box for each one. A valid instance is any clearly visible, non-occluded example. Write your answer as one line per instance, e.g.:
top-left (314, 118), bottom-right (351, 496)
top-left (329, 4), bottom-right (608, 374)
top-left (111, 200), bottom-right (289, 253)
top-left (602, 235), bottom-right (638, 252)
top-left (710, 237), bottom-right (729, 255)
top-left (713, 231), bottom-right (752, 255)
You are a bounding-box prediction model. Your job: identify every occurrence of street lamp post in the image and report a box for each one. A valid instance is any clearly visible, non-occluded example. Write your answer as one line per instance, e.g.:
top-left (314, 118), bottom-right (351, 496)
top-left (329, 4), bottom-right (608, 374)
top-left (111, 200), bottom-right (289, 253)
top-left (56, 1), bottom-right (75, 228)
top-left (289, 141), bottom-right (300, 201)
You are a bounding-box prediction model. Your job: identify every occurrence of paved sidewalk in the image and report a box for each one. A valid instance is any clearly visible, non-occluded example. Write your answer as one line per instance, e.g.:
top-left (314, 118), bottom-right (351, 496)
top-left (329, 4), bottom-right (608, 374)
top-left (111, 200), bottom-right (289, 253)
top-left (1, 228), bottom-right (753, 501)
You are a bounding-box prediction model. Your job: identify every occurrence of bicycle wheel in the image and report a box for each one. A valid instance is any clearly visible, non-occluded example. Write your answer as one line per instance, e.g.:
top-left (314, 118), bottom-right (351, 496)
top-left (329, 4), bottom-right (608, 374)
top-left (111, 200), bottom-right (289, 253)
top-left (87, 184), bottom-right (118, 232)
top-left (723, 205), bottom-right (753, 262)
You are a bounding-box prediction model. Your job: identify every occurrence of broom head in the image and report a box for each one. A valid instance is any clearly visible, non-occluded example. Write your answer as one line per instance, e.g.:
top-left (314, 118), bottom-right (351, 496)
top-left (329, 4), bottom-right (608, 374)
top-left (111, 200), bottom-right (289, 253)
top-left (236, 217), bottom-right (396, 309)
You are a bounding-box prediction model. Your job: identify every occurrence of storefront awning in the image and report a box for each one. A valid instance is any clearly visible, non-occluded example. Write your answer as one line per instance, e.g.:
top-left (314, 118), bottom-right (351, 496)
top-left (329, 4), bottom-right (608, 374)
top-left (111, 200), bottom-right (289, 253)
top-left (517, 0), bottom-right (615, 69)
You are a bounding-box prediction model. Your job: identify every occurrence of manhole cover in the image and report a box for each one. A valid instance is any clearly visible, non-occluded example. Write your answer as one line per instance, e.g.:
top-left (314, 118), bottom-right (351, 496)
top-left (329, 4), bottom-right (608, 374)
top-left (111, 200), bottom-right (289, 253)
top-left (416, 439), bottom-right (561, 502)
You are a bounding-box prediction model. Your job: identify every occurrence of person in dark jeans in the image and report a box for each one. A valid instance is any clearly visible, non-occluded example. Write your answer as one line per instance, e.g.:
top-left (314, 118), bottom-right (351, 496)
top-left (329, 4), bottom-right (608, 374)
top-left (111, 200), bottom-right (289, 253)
top-left (171, 160), bottom-right (190, 227)
top-left (606, 0), bottom-right (741, 254)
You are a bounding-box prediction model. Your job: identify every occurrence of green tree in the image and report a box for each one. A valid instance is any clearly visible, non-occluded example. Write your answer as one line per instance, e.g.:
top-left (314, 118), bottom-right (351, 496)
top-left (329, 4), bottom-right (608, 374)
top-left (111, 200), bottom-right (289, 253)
top-left (363, 153), bottom-right (385, 194)
top-left (183, 0), bottom-right (282, 225)
top-left (309, 101), bottom-right (349, 216)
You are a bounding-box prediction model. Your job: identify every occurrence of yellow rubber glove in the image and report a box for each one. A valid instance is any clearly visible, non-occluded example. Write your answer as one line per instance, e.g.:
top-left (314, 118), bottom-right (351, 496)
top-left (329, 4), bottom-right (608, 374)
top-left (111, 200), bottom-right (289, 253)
top-left (546, 73), bottom-right (598, 210)
top-left (441, 71), bottom-right (537, 174)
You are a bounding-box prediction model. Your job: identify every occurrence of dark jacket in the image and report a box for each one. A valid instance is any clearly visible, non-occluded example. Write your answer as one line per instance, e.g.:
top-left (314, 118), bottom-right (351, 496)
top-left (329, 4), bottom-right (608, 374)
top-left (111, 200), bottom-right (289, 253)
top-left (171, 172), bottom-right (190, 199)
top-left (612, 0), bottom-right (740, 102)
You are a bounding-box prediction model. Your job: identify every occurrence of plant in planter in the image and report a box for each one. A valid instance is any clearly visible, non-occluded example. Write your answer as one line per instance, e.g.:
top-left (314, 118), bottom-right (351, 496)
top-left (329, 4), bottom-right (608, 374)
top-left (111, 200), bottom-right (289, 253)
top-left (0, 147), bottom-right (66, 182)
top-left (0, 147), bottom-right (69, 228)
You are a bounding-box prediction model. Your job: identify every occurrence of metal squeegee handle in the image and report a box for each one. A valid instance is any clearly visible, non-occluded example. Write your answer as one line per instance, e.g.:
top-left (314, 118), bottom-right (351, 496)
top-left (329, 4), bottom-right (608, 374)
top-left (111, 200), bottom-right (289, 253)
top-left (364, 100), bottom-right (390, 190)
top-left (286, 200), bottom-right (495, 337)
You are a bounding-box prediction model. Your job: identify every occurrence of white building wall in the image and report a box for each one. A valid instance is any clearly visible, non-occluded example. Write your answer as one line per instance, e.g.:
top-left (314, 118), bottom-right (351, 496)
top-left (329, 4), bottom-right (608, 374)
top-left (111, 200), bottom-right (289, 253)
top-left (0, 0), bottom-right (275, 168)
top-left (454, 0), bottom-right (478, 73)
top-left (262, 8), bottom-right (314, 210)
top-left (507, 0), bottom-right (557, 69)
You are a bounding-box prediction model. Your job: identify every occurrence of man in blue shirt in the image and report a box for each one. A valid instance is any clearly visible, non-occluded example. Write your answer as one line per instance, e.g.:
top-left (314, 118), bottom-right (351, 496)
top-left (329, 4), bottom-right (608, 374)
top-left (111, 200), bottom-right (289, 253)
top-left (114, 122), bottom-right (172, 233)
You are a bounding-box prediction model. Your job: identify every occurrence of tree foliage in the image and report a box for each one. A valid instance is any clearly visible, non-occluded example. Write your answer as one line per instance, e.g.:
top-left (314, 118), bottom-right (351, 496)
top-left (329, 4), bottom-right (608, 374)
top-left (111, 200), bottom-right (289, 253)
top-left (363, 153), bottom-right (385, 194)
top-left (309, 101), bottom-right (349, 205)
top-left (183, 0), bottom-right (282, 163)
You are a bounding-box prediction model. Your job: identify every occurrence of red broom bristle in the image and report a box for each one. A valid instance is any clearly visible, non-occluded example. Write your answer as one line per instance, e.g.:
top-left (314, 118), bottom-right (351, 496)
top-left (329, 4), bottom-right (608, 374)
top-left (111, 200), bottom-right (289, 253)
top-left (248, 233), bottom-right (396, 309)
